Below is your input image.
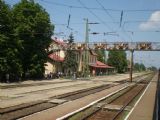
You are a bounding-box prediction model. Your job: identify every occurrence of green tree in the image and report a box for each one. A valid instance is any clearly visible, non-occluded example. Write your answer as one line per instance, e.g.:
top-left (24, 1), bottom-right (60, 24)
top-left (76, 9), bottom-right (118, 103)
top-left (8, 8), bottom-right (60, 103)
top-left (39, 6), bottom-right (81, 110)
top-left (139, 63), bottom-right (146, 71)
top-left (134, 63), bottom-right (140, 71)
top-left (0, 0), bottom-right (22, 82)
top-left (95, 49), bottom-right (106, 63)
top-left (12, 0), bottom-right (54, 79)
top-left (63, 33), bottom-right (77, 76)
top-left (134, 63), bottom-right (146, 71)
top-left (148, 66), bottom-right (157, 71)
top-left (107, 51), bottom-right (127, 73)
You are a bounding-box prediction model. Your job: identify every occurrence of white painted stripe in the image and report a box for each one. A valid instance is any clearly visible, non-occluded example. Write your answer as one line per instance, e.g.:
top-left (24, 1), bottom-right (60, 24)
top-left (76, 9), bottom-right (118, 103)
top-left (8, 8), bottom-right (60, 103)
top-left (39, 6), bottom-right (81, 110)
top-left (56, 84), bottom-right (130, 120)
top-left (124, 75), bottom-right (156, 120)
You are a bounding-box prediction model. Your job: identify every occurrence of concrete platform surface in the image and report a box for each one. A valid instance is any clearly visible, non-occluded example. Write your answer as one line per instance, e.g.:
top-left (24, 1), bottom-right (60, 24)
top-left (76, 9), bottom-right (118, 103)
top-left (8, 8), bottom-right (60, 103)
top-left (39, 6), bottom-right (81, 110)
top-left (126, 73), bottom-right (158, 120)
top-left (0, 72), bottom-right (147, 108)
top-left (20, 83), bottom-right (128, 120)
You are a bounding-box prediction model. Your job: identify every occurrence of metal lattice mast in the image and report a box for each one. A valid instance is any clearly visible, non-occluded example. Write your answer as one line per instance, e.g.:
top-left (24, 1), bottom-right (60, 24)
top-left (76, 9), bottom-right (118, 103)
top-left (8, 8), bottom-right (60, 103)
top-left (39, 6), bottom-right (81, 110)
top-left (84, 18), bottom-right (90, 77)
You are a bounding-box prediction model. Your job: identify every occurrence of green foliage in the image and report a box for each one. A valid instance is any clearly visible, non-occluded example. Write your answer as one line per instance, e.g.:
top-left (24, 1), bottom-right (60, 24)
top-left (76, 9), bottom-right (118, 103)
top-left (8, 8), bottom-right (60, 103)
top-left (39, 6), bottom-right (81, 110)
top-left (0, 0), bottom-right (12, 35)
top-left (95, 49), bottom-right (106, 63)
top-left (0, 1), bottom-right (22, 82)
top-left (68, 33), bottom-right (74, 43)
top-left (12, 0), bottom-right (54, 79)
top-left (63, 33), bottom-right (77, 75)
top-left (147, 66), bottom-right (157, 71)
top-left (0, 0), bottom-right (53, 82)
top-left (107, 51), bottom-right (127, 73)
top-left (134, 63), bottom-right (146, 71)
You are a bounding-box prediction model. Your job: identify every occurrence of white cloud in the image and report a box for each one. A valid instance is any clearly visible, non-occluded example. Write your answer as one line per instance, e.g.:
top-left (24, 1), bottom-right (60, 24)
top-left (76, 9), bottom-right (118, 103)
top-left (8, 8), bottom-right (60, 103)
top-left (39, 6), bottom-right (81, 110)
top-left (139, 11), bottom-right (160, 30)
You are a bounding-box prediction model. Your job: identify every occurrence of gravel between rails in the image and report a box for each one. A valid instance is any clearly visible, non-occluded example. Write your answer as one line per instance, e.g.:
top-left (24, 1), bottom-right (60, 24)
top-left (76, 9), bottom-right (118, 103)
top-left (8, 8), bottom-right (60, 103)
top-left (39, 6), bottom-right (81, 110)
top-left (86, 85), bottom-right (146, 120)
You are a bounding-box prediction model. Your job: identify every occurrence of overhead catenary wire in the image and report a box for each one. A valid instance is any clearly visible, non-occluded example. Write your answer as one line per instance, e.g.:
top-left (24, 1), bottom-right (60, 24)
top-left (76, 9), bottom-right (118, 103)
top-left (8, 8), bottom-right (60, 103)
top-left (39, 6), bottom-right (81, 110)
top-left (38, 0), bottom-right (86, 39)
top-left (95, 0), bottom-right (135, 41)
top-left (123, 20), bottom-right (160, 28)
top-left (6, 30), bottom-right (160, 35)
top-left (22, 0), bottom-right (160, 42)
top-left (3, 20), bottom-right (159, 26)
top-left (95, 0), bottom-right (129, 41)
top-left (38, 0), bottom-right (160, 12)
top-left (95, 0), bottom-right (116, 22)
top-left (77, 0), bottom-right (114, 32)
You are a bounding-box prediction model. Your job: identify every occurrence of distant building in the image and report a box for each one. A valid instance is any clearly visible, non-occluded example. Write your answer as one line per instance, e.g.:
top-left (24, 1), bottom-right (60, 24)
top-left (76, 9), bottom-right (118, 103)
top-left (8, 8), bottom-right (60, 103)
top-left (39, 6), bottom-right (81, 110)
top-left (76, 49), bottom-right (114, 76)
top-left (45, 37), bottom-right (65, 75)
top-left (45, 37), bottom-right (114, 77)
top-left (90, 60), bottom-right (115, 75)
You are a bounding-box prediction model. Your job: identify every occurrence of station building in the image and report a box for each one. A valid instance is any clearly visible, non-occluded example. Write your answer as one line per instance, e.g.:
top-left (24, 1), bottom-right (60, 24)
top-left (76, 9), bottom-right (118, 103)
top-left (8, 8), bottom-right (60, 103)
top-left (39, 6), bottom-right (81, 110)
top-left (45, 37), bottom-right (114, 77)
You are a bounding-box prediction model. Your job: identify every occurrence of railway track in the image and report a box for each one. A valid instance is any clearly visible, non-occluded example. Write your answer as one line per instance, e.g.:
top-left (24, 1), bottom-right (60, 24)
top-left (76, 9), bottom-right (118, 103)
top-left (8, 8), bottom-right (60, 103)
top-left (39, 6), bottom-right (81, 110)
top-left (62, 74), bottom-right (153, 120)
top-left (85, 85), bottom-right (145, 120)
top-left (0, 73), bottom-right (153, 120)
top-left (0, 84), bottom-right (116, 120)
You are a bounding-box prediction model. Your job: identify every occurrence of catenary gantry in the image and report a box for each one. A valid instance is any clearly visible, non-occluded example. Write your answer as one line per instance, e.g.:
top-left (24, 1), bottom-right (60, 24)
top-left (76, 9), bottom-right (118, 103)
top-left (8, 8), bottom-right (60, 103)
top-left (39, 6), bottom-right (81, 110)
top-left (51, 42), bottom-right (160, 51)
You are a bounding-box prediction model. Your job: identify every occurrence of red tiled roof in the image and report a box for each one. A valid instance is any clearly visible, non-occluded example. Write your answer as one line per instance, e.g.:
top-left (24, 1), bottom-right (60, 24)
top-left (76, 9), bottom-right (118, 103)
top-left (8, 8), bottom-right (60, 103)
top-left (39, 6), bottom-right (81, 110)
top-left (51, 37), bottom-right (65, 46)
top-left (96, 61), bottom-right (106, 66)
top-left (48, 53), bottom-right (64, 62)
top-left (89, 61), bottom-right (114, 68)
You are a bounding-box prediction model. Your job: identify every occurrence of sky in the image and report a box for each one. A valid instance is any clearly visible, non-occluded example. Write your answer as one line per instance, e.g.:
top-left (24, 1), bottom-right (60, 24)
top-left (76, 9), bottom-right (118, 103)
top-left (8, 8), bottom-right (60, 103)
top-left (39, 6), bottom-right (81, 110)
top-left (5, 0), bottom-right (160, 68)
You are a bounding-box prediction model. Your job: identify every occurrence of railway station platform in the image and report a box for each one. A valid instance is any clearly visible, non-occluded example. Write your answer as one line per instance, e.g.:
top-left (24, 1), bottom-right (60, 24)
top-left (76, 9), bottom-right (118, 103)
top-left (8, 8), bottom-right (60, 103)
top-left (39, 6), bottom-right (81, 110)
top-left (125, 73), bottom-right (159, 120)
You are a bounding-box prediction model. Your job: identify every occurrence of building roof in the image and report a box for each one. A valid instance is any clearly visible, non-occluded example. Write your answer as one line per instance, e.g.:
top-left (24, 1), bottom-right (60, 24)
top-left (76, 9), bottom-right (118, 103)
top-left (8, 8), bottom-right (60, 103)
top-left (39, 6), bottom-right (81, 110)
top-left (48, 53), bottom-right (64, 62)
top-left (89, 61), bottom-right (114, 68)
top-left (51, 36), bottom-right (66, 46)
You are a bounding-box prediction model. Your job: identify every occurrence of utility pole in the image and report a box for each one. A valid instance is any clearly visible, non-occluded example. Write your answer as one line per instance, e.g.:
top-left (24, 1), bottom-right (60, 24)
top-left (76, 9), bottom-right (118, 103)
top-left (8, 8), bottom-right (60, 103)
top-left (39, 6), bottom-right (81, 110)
top-left (84, 18), bottom-right (90, 77)
top-left (130, 50), bottom-right (134, 82)
top-left (82, 19), bottom-right (99, 77)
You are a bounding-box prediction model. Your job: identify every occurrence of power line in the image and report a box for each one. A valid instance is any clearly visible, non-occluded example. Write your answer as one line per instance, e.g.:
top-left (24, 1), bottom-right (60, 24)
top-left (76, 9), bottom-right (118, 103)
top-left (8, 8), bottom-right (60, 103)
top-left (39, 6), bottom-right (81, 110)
top-left (118, 30), bottom-right (160, 32)
top-left (54, 22), bottom-right (84, 26)
top-left (50, 20), bottom-right (160, 26)
top-left (124, 20), bottom-right (160, 23)
top-left (38, 0), bottom-right (160, 12)
top-left (77, 0), bottom-right (114, 31)
top-left (95, 0), bottom-right (116, 22)
top-left (95, 0), bottom-right (131, 41)
top-left (123, 20), bottom-right (160, 27)
top-left (38, 0), bottom-right (160, 41)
